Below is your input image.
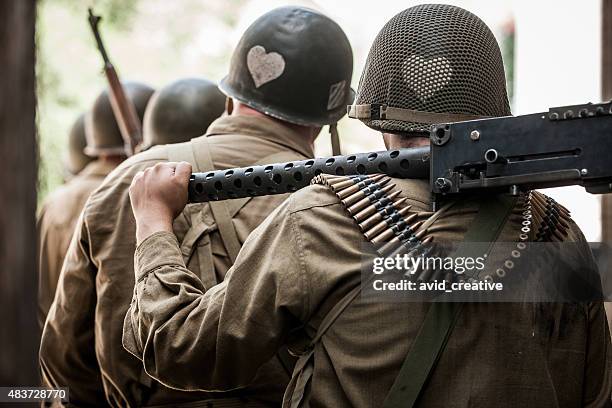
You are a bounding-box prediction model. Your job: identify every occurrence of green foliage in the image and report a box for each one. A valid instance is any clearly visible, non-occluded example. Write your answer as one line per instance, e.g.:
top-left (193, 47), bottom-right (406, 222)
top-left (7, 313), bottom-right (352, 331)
top-left (41, 0), bottom-right (140, 29)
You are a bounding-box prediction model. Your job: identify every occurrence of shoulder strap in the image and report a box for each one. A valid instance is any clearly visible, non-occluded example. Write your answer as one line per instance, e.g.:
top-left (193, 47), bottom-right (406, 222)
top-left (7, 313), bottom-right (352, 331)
top-left (187, 138), bottom-right (242, 262)
top-left (167, 142), bottom-right (200, 171)
top-left (382, 194), bottom-right (518, 408)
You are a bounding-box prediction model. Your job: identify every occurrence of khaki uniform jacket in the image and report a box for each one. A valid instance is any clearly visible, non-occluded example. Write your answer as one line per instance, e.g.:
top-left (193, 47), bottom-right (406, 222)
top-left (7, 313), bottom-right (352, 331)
top-left (40, 115), bottom-right (314, 407)
top-left (124, 178), bottom-right (611, 407)
top-left (37, 160), bottom-right (115, 328)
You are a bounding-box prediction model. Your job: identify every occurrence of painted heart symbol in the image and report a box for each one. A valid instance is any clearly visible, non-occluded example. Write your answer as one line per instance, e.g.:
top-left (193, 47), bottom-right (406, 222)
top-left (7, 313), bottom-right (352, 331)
top-left (402, 55), bottom-right (452, 101)
top-left (247, 45), bottom-right (286, 88)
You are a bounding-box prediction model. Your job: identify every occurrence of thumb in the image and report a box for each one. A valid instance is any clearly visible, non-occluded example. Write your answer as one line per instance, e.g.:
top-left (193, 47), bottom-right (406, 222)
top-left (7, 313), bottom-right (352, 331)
top-left (175, 161), bottom-right (192, 184)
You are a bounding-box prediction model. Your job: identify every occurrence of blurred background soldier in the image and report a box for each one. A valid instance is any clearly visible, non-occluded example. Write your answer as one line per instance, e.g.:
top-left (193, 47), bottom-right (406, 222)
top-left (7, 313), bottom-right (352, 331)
top-left (139, 77), bottom-right (225, 151)
top-left (84, 81), bottom-right (155, 157)
top-left (63, 113), bottom-right (93, 180)
top-left (37, 81), bottom-right (153, 328)
top-left (122, 5), bottom-right (611, 408)
top-left (40, 9), bottom-right (353, 404)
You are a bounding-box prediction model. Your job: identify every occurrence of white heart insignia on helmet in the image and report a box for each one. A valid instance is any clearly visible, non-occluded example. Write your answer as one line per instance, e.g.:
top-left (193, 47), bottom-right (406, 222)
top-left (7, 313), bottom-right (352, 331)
top-left (247, 45), bottom-right (286, 88)
top-left (402, 55), bottom-right (452, 101)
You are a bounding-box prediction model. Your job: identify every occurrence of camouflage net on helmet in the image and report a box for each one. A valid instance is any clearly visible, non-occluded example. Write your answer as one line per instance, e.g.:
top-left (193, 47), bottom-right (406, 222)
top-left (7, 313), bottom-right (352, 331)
top-left (355, 4), bottom-right (511, 133)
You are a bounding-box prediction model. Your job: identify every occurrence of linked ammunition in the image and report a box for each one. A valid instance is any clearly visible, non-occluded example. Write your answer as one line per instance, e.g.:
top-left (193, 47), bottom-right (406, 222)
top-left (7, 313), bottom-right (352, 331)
top-left (372, 221), bottom-right (425, 244)
top-left (531, 200), bottom-right (569, 229)
top-left (532, 191), bottom-right (571, 216)
top-left (347, 184), bottom-right (396, 215)
top-left (341, 179), bottom-right (391, 206)
top-left (353, 191), bottom-right (402, 221)
top-left (311, 174), bottom-right (348, 186)
top-left (327, 176), bottom-right (357, 188)
top-left (364, 210), bottom-right (416, 241)
top-left (378, 234), bottom-right (415, 256)
top-left (358, 203), bottom-right (412, 231)
top-left (529, 200), bottom-right (566, 241)
top-left (336, 175), bottom-right (387, 198)
top-left (531, 198), bottom-right (570, 229)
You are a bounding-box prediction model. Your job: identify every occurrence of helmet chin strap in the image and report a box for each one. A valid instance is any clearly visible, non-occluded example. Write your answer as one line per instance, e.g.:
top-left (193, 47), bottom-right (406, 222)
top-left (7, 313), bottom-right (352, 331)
top-left (330, 123), bottom-right (341, 155)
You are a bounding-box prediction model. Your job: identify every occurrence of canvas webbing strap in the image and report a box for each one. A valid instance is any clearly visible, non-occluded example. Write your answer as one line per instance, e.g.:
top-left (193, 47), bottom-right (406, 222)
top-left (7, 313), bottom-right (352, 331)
top-left (382, 194), bottom-right (518, 408)
top-left (347, 104), bottom-right (486, 124)
top-left (329, 124), bottom-right (341, 155)
top-left (167, 137), bottom-right (302, 268)
top-left (189, 138), bottom-right (242, 263)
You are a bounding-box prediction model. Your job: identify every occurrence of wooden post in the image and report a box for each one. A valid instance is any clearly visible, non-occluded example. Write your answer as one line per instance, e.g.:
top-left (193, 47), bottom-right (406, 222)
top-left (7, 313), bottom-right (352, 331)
top-left (602, 0), bottom-right (612, 335)
top-left (0, 0), bottom-right (38, 385)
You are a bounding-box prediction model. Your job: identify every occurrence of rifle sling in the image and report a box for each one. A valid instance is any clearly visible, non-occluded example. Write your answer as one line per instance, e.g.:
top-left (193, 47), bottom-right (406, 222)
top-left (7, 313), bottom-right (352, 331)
top-left (382, 194), bottom-right (517, 408)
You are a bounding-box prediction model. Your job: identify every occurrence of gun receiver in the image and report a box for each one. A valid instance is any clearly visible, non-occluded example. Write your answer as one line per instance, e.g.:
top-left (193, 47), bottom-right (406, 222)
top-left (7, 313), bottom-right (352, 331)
top-left (430, 100), bottom-right (612, 200)
top-left (187, 101), bottom-right (612, 204)
top-left (87, 8), bottom-right (142, 156)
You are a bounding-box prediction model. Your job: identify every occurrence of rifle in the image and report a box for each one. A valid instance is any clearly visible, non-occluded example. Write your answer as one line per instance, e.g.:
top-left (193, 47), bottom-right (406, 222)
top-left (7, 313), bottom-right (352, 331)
top-left (187, 101), bottom-right (612, 210)
top-left (87, 8), bottom-right (142, 156)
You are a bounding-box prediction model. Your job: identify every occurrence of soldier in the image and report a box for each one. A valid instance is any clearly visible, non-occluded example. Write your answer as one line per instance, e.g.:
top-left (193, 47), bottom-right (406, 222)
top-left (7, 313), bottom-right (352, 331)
top-left (37, 82), bottom-right (153, 328)
top-left (63, 113), bottom-right (93, 180)
top-left (40, 7), bottom-right (353, 407)
top-left (138, 77), bottom-right (226, 151)
top-left (123, 5), bottom-right (611, 407)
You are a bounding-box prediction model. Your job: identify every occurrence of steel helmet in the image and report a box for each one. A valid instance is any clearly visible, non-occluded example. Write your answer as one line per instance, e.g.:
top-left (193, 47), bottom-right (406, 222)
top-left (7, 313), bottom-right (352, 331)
top-left (65, 113), bottom-right (94, 176)
top-left (349, 4), bottom-right (511, 134)
top-left (85, 81), bottom-right (155, 156)
top-left (219, 6), bottom-right (354, 127)
top-left (141, 78), bottom-right (225, 149)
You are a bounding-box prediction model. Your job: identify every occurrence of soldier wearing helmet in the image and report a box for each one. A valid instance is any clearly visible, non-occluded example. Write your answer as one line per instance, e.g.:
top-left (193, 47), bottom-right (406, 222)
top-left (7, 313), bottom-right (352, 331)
top-left (84, 81), bottom-right (155, 157)
top-left (41, 7), bottom-right (354, 407)
top-left (64, 114), bottom-right (93, 180)
top-left (38, 83), bottom-right (153, 329)
top-left (123, 5), bottom-right (610, 407)
top-left (139, 78), bottom-right (226, 151)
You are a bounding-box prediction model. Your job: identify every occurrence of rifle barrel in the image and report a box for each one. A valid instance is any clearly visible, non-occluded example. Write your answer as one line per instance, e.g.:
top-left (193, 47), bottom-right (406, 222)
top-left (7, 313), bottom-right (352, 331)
top-left (87, 7), bottom-right (143, 156)
top-left (87, 9), bottom-right (110, 64)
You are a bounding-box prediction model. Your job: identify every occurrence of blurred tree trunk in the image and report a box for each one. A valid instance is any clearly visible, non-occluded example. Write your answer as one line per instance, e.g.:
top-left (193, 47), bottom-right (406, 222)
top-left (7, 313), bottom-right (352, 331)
top-left (0, 0), bottom-right (38, 385)
top-left (602, 0), bottom-right (612, 337)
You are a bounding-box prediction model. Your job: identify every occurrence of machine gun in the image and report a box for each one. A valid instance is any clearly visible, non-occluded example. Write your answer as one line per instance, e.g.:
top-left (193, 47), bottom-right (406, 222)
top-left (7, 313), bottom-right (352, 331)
top-left (188, 101), bottom-right (612, 209)
top-left (87, 8), bottom-right (142, 156)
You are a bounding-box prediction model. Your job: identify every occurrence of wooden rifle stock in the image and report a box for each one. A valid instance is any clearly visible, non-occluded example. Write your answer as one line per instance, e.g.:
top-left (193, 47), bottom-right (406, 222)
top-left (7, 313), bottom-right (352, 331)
top-left (88, 8), bottom-right (142, 156)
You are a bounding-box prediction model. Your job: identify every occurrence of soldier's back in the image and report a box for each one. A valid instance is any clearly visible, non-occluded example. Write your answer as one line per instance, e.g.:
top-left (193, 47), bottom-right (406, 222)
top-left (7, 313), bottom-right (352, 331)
top-left (37, 160), bottom-right (115, 327)
top-left (280, 177), bottom-right (610, 407)
top-left (42, 114), bottom-right (314, 407)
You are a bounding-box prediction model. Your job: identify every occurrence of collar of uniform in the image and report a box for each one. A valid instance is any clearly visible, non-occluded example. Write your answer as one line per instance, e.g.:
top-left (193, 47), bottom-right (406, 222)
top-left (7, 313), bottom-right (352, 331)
top-left (206, 114), bottom-right (314, 158)
top-left (78, 159), bottom-right (117, 179)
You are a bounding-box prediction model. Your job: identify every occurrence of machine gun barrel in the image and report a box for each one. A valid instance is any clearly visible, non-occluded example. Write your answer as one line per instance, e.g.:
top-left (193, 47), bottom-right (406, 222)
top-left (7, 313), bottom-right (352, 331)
top-left (188, 100), bottom-right (612, 204)
top-left (188, 147), bottom-right (430, 202)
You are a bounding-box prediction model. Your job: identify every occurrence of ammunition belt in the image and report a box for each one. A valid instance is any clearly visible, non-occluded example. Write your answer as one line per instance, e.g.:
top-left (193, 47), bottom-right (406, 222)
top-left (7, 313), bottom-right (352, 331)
top-left (313, 175), bottom-right (575, 285)
top-left (311, 174), bottom-right (431, 257)
top-left (488, 190), bottom-right (573, 281)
